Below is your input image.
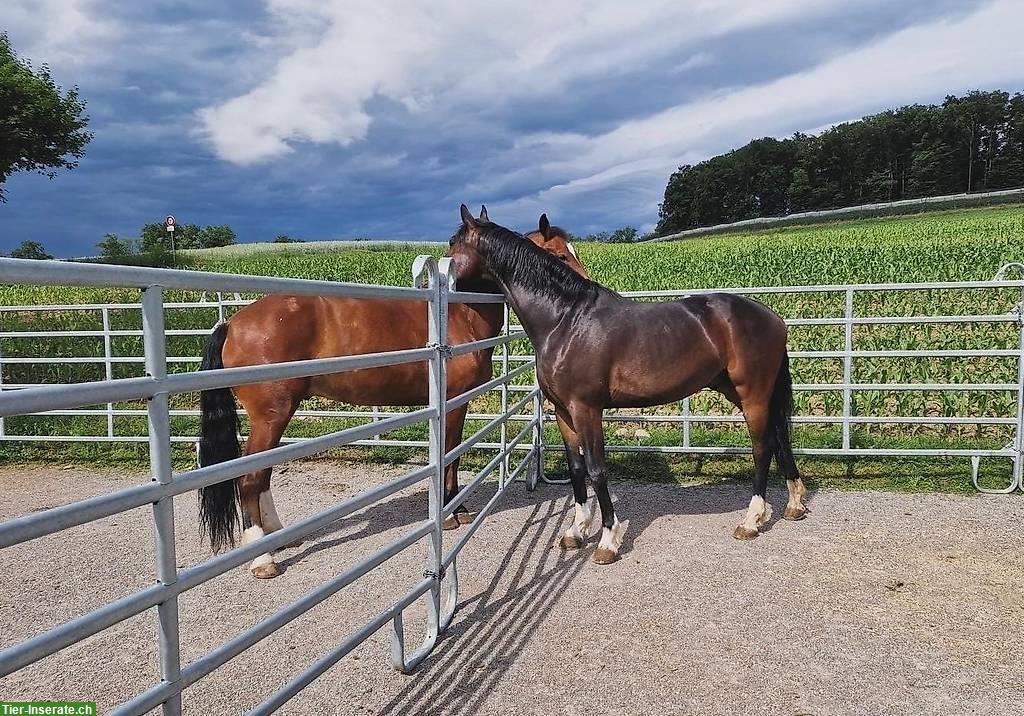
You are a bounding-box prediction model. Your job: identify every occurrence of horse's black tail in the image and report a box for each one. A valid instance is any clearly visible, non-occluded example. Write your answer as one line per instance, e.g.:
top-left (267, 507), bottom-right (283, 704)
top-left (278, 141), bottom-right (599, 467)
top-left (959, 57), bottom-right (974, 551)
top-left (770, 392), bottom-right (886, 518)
top-left (197, 321), bottom-right (241, 553)
top-left (768, 352), bottom-right (800, 480)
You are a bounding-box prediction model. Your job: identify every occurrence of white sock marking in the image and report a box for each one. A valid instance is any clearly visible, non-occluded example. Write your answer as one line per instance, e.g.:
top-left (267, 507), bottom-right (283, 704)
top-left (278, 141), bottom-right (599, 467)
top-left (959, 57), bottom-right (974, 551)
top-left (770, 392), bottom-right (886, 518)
top-left (241, 525), bottom-right (275, 570)
top-left (564, 500), bottom-right (597, 542)
top-left (786, 478), bottom-right (807, 513)
top-left (740, 495), bottom-right (772, 532)
top-left (598, 516), bottom-right (626, 554)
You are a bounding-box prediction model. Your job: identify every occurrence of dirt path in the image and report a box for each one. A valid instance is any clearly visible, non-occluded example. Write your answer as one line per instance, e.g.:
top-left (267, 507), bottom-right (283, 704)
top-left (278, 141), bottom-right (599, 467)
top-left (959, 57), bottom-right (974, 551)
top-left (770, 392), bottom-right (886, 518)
top-left (1, 462), bottom-right (1022, 715)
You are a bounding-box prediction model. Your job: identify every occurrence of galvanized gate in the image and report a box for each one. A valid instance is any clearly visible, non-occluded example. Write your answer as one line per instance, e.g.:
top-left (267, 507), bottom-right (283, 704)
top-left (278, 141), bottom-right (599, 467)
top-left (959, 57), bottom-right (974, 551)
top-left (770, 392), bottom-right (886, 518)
top-left (0, 256), bottom-right (544, 714)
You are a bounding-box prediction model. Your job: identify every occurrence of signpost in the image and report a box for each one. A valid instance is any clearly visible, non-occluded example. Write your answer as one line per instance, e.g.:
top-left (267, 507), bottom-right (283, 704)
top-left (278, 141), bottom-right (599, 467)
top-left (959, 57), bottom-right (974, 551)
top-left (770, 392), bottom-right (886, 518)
top-left (165, 215), bottom-right (176, 262)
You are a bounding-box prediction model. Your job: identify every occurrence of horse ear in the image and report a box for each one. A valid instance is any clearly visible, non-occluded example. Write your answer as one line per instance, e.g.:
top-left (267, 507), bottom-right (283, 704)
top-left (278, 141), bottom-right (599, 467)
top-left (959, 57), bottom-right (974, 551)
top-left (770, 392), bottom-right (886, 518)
top-left (538, 213), bottom-right (552, 241)
top-left (478, 205), bottom-right (489, 222)
top-left (460, 204), bottom-right (476, 227)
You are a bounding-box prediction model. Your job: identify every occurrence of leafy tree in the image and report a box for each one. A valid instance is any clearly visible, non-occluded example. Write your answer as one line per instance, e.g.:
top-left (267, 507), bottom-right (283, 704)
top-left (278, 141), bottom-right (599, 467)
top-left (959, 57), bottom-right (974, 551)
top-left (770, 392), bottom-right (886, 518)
top-left (608, 226), bottom-right (639, 243)
top-left (0, 34), bottom-right (92, 201)
top-left (97, 233), bottom-right (132, 259)
top-left (175, 223), bottom-right (201, 250)
top-left (139, 222), bottom-right (169, 254)
top-left (273, 234), bottom-right (304, 243)
top-left (10, 240), bottom-right (53, 260)
top-left (199, 225), bottom-right (237, 248)
top-left (657, 89), bottom-right (1024, 234)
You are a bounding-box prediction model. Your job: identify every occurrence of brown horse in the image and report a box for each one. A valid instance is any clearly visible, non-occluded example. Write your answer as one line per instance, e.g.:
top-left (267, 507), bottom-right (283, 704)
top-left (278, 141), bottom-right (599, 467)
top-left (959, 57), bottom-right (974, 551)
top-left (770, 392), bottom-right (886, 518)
top-left (449, 206), bottom-right (808, 565)
top-left (196, 208), bottom-right (588, 578)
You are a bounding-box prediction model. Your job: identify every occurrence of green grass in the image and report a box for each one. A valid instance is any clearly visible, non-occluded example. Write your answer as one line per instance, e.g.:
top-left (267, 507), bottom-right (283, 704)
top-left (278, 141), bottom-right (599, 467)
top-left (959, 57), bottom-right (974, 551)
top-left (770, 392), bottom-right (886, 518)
top-left (4, 203), bottom-right (1024, 493)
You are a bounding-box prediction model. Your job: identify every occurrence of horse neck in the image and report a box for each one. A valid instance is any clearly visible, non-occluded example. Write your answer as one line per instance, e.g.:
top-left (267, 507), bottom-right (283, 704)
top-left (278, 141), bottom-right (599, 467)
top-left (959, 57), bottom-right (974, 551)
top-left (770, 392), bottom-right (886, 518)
top-left (477, 233), bottom-right (590, 340)
top-left (495, 278), bottom-right (571, 342)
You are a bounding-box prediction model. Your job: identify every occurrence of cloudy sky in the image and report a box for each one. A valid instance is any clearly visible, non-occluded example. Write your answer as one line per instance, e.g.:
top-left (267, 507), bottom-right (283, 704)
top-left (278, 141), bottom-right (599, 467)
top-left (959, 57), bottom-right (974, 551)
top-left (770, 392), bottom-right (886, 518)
top-left (2, 0), bottom-right (1023, 257)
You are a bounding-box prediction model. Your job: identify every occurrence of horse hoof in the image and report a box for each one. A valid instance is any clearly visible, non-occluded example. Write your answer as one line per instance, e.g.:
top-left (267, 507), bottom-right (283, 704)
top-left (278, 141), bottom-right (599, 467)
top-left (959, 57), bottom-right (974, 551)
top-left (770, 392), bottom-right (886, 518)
top-left (455, 511), bottom-right (476, 525)
top-left (733, 525), bottom-right (760, 541)
top-left (592, 547), bottom-right (619, 565)
top-left (442, 515), bottom-right (461, 531)
top-left (559, 534), bottom-right (583, 550)
top-left (783, 506), bottom-right (808, 521)
top-left (251, 563), bottom-right (282, 579)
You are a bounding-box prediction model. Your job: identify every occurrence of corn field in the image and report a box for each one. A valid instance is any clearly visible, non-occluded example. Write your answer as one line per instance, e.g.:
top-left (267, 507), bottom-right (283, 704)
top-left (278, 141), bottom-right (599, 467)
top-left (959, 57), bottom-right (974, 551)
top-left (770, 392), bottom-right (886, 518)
top-left (2, 204), bottom-right (1024, 464)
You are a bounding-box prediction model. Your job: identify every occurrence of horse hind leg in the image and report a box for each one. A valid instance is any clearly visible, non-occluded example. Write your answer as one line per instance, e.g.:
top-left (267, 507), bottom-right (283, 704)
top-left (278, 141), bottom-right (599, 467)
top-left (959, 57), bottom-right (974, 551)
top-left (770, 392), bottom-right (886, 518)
top-left (771, 357), bottom-right (808, 521)
top-left (734, 400), bottom-right (773, 541)
top-left (236, 390), bottom-right (301, 579)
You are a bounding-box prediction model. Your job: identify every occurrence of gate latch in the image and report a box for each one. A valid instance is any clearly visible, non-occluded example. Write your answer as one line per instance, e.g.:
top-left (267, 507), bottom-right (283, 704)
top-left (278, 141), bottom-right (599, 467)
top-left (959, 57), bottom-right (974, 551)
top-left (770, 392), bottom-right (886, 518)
top-left (429, 343), bottom-right (454, 359)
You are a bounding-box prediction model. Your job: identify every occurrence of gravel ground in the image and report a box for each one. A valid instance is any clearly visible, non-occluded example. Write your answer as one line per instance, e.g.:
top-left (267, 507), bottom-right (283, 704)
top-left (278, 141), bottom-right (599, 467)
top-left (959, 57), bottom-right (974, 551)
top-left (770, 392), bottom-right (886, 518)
top-left (1, 461), bottom-right (1023, 716)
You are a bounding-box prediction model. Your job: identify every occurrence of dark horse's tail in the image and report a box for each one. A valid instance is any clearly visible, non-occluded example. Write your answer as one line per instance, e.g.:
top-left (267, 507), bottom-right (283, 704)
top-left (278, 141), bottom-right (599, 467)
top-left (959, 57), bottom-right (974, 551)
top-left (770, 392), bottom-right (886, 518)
top-left (197, 322), bottom-right (241, 552)
top-left (768, 352), bottom-right (800, 479)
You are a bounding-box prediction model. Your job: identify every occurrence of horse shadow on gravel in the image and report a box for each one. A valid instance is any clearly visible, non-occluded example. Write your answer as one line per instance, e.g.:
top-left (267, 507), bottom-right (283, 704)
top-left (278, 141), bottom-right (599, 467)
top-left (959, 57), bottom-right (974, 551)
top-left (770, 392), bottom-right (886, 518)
top-left (277, 452), bottom-right (818, 574)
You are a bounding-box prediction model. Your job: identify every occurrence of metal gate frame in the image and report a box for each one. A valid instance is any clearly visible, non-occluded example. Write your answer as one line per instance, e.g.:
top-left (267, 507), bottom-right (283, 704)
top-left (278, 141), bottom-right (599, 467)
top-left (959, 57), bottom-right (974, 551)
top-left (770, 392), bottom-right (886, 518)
top-left (0, 256), bottom-right (544, 714)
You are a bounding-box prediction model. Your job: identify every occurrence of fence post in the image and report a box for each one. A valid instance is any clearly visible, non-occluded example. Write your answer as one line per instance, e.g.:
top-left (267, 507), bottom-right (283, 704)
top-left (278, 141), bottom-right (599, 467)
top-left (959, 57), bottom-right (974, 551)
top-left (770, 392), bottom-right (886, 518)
top-left (141, 286), bottom-right (182, 715)
top-left (1014, 287), bottom-right (1024, 493)
top-left (680, 398), bottom-right (691, 448)
top-left (102, 307), bottom-right (114, 438)
top-left (842, 288), bottom-right (854, 452)
top-left (391, 256), bottom-right (449, 672)
top-left (528, 380), bottom-right (545, 491)
top-left (499, 303), bottom-right (510, 484)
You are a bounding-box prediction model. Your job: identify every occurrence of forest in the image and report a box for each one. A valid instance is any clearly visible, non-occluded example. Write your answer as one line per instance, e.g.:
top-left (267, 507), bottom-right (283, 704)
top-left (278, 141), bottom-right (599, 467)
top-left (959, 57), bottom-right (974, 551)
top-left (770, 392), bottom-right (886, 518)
top-left (656, 90), bottom-right (1024, 234)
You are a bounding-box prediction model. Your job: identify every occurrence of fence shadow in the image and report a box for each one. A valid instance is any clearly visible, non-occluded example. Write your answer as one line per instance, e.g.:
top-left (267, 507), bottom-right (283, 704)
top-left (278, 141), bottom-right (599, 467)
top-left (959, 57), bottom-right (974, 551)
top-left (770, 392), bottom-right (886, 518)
top-left (368, 471), bottom-right (815, 715)
top-left (375, 487), bottom-right (585, 716)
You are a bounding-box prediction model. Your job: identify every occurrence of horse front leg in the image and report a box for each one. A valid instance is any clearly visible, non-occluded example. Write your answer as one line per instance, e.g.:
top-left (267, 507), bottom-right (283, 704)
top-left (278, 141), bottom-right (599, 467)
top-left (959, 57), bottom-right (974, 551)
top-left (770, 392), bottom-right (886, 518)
top-left (574, 405), bottom-right (625, 564)
top-left (555, 412), bottom-right (597, 550)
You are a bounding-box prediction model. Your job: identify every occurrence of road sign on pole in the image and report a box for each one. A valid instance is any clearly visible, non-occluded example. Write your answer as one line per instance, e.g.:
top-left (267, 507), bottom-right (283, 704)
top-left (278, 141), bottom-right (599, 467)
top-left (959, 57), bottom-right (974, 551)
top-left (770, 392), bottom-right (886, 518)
top-left (165, 216), bottom-right (176, 262)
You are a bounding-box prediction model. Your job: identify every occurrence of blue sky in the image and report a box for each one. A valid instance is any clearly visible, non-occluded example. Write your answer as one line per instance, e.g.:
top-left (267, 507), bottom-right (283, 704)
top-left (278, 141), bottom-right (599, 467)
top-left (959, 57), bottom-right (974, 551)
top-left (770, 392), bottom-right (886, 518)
top-left (2, 0), bottom-right (1023, 257)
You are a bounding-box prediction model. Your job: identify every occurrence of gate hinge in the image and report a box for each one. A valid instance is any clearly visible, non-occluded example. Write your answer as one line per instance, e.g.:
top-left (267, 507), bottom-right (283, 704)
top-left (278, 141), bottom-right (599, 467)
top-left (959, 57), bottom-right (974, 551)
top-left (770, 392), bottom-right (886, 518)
top-left (429, 343), bottom-right (453, 359)
top-left (424, 567), bottom-right (446, 581)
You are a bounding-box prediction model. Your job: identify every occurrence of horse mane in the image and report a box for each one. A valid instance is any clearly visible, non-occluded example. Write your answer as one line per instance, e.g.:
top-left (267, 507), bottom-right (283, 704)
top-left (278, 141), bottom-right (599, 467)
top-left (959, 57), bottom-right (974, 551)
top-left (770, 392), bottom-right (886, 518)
top-left (459, 221), bottom-right (599, 304)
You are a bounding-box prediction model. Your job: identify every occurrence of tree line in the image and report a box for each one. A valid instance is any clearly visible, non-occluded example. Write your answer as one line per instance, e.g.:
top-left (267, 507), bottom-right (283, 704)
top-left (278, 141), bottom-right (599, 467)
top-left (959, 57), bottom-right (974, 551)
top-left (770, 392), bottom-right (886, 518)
top-left (97, 222), bottom-right (238, 261)
top-left (657, 89), bottom-right (1024, 234)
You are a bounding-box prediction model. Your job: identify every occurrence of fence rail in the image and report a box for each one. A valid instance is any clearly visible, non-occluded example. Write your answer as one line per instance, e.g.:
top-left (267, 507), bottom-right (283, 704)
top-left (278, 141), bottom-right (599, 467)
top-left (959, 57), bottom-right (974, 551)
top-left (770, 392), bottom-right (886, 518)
top-left (0, 256), bottom-right (545, 715)
top-left (4, 266), bottom-right (1024, 493)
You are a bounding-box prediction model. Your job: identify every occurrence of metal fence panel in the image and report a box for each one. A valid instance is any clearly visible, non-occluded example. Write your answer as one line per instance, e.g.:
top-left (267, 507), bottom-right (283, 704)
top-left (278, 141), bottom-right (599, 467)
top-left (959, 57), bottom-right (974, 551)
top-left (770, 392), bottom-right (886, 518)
top-left (0, 256), bottom-right (543, 714)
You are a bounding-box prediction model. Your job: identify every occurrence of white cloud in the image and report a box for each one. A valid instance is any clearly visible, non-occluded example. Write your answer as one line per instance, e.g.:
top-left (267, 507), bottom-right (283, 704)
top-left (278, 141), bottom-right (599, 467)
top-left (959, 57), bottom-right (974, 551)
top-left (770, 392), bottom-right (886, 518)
top-left (493, 0), bottom-right (1024, 224)
top-left (198, 0), bottom-right (845, 164)
top-left (3, 0), bottom-right (120, 68)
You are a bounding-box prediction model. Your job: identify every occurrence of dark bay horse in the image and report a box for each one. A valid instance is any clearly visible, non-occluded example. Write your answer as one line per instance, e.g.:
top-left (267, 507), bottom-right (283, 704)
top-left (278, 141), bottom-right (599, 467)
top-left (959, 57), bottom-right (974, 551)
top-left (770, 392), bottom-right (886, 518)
top-left (449, 205), bottom-right (808, 565)
top-left (197, 208), bottom-right (588, 578)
